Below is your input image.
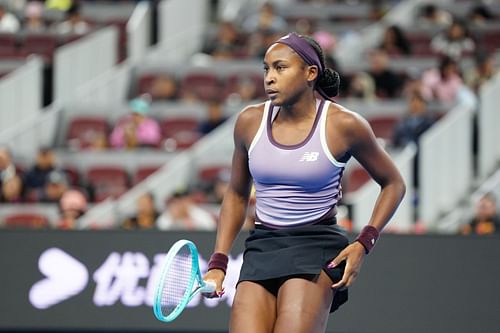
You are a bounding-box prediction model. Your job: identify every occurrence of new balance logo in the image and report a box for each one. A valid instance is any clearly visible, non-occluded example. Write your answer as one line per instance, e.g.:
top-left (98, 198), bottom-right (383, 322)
top-left (299, 152), bottom-right (319, 162)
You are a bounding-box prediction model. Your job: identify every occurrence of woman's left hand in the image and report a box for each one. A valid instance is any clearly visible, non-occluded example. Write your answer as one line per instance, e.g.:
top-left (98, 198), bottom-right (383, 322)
top-left (328, 241), bottom-right (366, 290)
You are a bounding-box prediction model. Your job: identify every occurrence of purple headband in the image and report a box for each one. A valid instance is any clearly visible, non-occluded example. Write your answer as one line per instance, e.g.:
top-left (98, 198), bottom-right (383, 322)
top-left (275, 32), bottom-right (331, 100)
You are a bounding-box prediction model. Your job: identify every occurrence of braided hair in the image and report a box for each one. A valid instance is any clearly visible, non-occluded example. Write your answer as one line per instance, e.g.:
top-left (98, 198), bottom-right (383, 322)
top-left (302, 35), bottom-right (341, 98)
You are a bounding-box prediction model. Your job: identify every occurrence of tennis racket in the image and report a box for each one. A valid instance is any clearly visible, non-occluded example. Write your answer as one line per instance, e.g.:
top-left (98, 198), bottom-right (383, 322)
top-left (153, 239), bottom-right (216, 322)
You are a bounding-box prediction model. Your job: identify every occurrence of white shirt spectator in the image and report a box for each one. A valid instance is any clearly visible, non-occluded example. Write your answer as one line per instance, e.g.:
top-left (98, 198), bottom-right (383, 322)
top-left (0, 8), bottom-right (20, 33)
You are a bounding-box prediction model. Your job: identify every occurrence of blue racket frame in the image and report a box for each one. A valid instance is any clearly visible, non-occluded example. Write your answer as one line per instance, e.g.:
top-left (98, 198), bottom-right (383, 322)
top-left (153, 239), bottom-right (213, 322)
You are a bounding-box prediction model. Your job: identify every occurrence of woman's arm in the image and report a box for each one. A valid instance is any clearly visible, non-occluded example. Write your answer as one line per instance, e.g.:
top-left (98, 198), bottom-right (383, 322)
top-left (203, 106), bottom-right (260, 295)
top-left (329, 110), bottom-right (406, 289)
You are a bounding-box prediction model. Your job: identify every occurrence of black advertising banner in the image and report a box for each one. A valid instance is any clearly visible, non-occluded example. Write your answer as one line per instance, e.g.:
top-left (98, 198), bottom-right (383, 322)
top-left (1, 230), bottom-right (500, 333)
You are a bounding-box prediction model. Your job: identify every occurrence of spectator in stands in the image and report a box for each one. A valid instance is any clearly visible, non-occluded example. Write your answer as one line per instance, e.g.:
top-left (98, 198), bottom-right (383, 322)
top-left (461, 193), bottom-right (500, 236)
top-left (346, 71), bottom-right (376, 100)
top-left (392, 92), bottom-right (436, 148)
top-left (122, 192), bottom-right (159, 229)
top-left (149, 74), bottom-right (179, 101)
top-left (464, 50), bottom-right (498, 93)
top-left (37, 169), bottom-right (69, 203)
top-left (198, 100), bottom-right (228, 135)
top-left (431, 20), bottom-right (475, 60)
top-left (156, 188), bottom-right (216, 231)
top-left (204, 168), bottom-right (231, 205)
top-left (57, 188), bottom-right (88, 229)
top-left (23, 147), bottom-right (57, 195)
top-left (379, 25), bottom-right (412, 56)
top-left (468, 4), bottom-right (495, 26)
top-left (416, 4), bottom-right (452, 29)
top-left (241, 2), bottom-right (287, 35)
top-left (202, 21), bottom-right (244, 60)
top-left (0, 147), bottom-right (16, 187)
top-left (55, 3), bottom-right (89, 35)
top-left (109, 97), bottom-right (162, 149)
top-left (367, 49), bottom-right (403, 98)
top-left (24, 1), bottom-right (46, 33)
top-left (0, 174), bottom-right (23, 203)
top-left (420, 56), bottom-right (463, 104)
top-left (225, 77), bottom-right (260, 106)
top-left (0, 3), bottom-right (20, 32)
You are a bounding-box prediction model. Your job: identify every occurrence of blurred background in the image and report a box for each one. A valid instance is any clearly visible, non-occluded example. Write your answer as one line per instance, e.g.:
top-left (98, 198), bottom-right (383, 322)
top-left (0, 0), bottom-right (499, 332)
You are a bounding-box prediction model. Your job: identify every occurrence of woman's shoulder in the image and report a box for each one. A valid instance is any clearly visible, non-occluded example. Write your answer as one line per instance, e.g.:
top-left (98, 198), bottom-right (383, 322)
top-left (326, 102), bottom-right (373, 140)
top-left (235, 102), bottom-right (266, 129)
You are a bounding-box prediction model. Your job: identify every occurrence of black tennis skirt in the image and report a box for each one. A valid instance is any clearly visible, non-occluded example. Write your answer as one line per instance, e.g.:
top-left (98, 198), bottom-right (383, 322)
top-left (238, 221), bottom-right (350, 313)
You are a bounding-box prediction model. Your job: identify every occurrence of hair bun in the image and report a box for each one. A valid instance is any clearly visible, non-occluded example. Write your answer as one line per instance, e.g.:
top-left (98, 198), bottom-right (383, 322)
top-left (317, 68), bottom-right (340, 98)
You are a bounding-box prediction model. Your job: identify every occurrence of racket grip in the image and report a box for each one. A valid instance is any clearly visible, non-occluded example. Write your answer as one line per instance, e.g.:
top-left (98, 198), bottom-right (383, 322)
top-left (201, 280), bottom-right (217, 293)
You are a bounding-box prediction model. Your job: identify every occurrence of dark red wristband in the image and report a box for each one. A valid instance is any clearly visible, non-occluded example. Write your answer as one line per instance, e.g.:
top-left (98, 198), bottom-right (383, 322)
top-left (355, 225), bottom-right (379, 254)
top-left (207, 252), bottom-right (228, 274)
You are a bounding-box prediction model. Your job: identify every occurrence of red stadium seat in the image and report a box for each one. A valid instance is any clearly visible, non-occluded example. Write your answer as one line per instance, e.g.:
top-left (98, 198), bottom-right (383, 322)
top-left (0, 33), bottom-right (18, 57)
top-left (161, 117), bottom-right (201, 150)
top-left (4, 213), bottom-right (49, 229)
top-left (136, 73), bottom-right (158, 95)
top-left (19, 34), bottom-right (58, 61)
top-left (62, 165), bottom-right (81, 186)
top-left (344, 167), bottom-right (371, 194)
top-left (180, 72), bottom-right (220, 101)
top-left (198, 165), bottom-right (231, 183)
top-left (86, 166), bottom-right (129, 202)
top-left (222, 72), bottom-right (265, 100)
top-left (368, 115), bottom-right (400, 141)
top-left (133, 165), bottom-right (162, 185)
top-left (66, 116), bottom-right (109, 149)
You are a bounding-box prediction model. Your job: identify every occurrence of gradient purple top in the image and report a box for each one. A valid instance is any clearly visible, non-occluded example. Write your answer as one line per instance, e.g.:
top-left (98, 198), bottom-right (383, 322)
top-left (248, 100), bottom-right (347, 228)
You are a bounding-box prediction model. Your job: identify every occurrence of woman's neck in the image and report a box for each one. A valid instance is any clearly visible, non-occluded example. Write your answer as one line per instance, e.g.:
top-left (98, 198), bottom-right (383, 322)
top-left (279, 92), bottom-right (317, 121)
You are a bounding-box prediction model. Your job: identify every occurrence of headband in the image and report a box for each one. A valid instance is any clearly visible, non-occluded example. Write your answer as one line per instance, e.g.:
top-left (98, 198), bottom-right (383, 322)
top-left (275, 32), bottom-right (331, 100)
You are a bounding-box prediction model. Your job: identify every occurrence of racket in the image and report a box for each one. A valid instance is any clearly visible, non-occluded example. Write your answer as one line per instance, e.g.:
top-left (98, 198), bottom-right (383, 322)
top-left (153, 239), bottom-right (216, 322)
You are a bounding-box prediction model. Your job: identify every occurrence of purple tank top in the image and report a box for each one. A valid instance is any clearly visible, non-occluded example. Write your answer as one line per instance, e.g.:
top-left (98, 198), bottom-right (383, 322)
top-left (248, 99), bottom-right (346, 228)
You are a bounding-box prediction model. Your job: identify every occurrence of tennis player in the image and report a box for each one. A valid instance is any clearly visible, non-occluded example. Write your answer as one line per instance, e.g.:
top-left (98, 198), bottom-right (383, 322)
top-left (203, 32), bottom-right (406, 333)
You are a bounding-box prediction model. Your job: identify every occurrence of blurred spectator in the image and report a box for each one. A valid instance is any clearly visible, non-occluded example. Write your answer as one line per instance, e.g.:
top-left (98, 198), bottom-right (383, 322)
top-left (0, 147), bottom-right (16, 187)
top-left (202, 21), bottom-right (244, 60)
top-left (110, 97), bottom-right (161, 149)
top-left (431, 20), bottom-right (475, 60)
top-left (392, 92), bottom-right (436, 148)
top-left (0, 174), bottom-right (23, 203)
top-left (57, 189), bottom-right (88, 229)
top-left (149, 74), bottom-right (179, 101)
top-left (198, 100), bottom-right (228, 135)
top-left (346, 71), bottom-right (376, 100)
top-left (24, 1), bottom-right (46, 33)
top-left (312, 30), bottom-right (338, 69)
top-left (379, 25), bottom-right (411, 56)
top-left (54, 3), bottom-right (89, 35)
top-left (468, 4), bottom-right (495, 26)
top-left (416, 4), bottom-right (452, 28)
top-left (461, 193), bottom-right (500, 236)
top-left (464, 50), bottom-right (498, 93)
top-left (122, 192), bottom-right (160, 230)
top-left (23, 147), bottom-right (57, 193)
top-left (367, 49), bottom-right (403, 98)
top-left (204, 168), bottom-right (231, 205)
top-left (45, 0), bottom-right (72, 11)
top-left (421, 56), bottom-right (463, 104)
top-left (0, 3), bottom-right (20, 32)
top-left (245, 28), bottom-right (283, 59)
top-left (156, 188), bottom-right (216, 231)
top-left (225, 76), bottom-right (260, 106)
top-left (241, 2), bottom-right (286, 34)
top-left (37, 169), bottom-right (68, 203)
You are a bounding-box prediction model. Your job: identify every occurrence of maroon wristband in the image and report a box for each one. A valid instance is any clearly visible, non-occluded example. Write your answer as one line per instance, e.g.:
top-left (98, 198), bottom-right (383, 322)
top-left (355, 225), bottom-right (379, 254)
top-left (207, 252), bottom-right (228, 274)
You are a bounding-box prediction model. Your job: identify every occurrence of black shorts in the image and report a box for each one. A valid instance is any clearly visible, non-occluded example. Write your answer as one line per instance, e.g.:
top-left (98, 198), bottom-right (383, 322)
top-left (237, 221), bottom-right (349, 313)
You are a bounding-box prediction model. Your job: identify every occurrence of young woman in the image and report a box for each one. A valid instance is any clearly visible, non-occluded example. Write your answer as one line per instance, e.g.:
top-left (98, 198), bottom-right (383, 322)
top-left (203, 32), bottom-right (406, 333)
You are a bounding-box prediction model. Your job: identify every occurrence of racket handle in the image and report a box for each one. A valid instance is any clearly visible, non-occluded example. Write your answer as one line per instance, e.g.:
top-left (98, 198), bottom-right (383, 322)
top-left (201, 280), bottom-right (217, 293)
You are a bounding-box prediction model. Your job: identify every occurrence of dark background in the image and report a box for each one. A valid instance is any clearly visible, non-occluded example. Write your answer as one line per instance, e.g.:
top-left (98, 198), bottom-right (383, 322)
top-left (0, 230), bottom-right (499, 333)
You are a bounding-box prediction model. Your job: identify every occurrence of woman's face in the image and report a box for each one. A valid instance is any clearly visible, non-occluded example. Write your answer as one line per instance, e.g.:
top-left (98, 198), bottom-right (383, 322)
top-left (263, 43), bottom-right (317, 106)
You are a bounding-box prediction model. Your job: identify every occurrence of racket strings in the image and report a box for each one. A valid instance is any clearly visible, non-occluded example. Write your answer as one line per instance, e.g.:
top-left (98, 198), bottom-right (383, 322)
top-left (160, 246), bottom-right (194, 317)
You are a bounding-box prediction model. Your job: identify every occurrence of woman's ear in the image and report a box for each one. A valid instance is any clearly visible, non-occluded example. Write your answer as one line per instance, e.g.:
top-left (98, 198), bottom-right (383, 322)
top-left (306, 65), bottom-right (319, 84)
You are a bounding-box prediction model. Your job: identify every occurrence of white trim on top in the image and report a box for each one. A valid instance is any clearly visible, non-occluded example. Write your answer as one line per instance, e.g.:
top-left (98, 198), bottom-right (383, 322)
top-left (320, 100), bottom-right (346, 168)
top-left (248, 100), bottom-right (271, 155)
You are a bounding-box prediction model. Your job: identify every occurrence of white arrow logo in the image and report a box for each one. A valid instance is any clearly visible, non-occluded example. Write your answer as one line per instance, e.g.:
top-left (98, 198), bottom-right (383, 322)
top-left (29, 248), bottom-right (88, 309)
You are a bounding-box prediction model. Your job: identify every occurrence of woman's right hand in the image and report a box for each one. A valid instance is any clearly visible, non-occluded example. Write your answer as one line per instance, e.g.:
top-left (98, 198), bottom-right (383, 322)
top-left (202, 269), bottom-right (226, 298)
